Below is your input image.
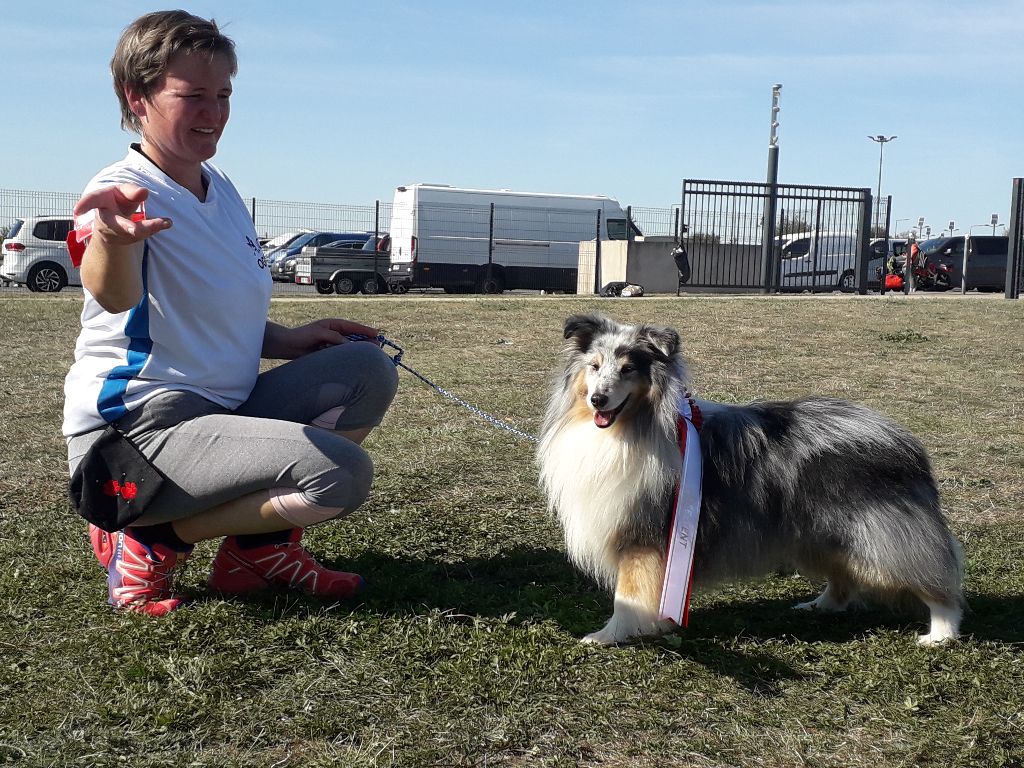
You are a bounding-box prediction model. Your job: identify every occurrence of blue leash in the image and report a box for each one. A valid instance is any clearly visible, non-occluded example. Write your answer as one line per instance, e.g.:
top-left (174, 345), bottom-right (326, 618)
top-left (348, 334), bottom-right (539, 444)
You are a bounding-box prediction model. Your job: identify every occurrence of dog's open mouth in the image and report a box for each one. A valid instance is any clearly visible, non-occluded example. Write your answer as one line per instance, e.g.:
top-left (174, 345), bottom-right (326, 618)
top-left (594, 396), bottom-right (629, 428)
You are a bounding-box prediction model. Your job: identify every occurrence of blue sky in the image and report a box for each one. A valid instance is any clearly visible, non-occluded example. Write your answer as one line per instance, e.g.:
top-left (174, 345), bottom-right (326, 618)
top-left (4, 1), bottom-right (1022, 236)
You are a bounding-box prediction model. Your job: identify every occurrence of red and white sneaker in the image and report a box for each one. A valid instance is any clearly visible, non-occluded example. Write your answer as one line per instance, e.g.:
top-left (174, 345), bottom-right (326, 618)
top-left (89, 524), bottom-right (117, 570)
top-left (207, 528), bottom-right (364, 600)
top-left (89, 525), bottom-right (190, 616)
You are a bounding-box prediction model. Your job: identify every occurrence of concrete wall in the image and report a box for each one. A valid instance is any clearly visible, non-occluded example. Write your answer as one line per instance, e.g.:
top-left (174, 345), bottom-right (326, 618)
top-left (576, 236), bottom-right (678, 294)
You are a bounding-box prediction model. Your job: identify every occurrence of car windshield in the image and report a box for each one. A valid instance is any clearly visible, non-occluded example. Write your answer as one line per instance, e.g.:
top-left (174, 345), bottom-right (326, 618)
top-left (362, 235), bottom-right (389, 251)
top-left (264, 231), bottom-right (304, 249)
top-left (782, 239), bottom-right (810, 258)
top-left (919, 238), bottom-right (948, 253)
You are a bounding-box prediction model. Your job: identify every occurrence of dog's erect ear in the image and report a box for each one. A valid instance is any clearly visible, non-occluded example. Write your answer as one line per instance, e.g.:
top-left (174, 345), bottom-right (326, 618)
top-left (639, 325), bottom-right (680, 360)
top-left (563, 314), bottom-right (608, 351)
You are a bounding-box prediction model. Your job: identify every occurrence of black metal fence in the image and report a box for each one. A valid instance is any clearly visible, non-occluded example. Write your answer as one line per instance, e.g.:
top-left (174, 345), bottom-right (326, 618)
top-left (680, 179), bottom-right (873, 293)
top-left (3, 183), bottom-right (1019, 298)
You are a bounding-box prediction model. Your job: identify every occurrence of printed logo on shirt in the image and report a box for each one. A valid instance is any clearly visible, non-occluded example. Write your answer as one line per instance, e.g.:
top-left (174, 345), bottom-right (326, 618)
top-left (247, 235), bottom-right (269, 269)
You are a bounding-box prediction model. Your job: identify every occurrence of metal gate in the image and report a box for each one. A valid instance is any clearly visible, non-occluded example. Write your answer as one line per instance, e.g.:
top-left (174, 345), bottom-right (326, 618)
top-left (680, 180), bottom-right (874, 293)
top-left (1006, 177), bottom-right (1023, 299)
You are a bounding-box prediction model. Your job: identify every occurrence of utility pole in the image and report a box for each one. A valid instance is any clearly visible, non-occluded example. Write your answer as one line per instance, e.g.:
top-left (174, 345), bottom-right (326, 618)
top-left (761, 84), bottom-right (782, 293)
top-left (868, 135), bottom-right (897, 233)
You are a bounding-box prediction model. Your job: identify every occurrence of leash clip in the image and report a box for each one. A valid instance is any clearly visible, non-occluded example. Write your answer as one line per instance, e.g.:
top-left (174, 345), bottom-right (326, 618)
top-left (345, 333), bottom-right (404, 365)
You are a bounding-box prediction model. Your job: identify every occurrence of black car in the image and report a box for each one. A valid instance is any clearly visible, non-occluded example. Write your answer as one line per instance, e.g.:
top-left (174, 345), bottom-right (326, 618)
top-left (918, 235), bottom-right (1008, 291)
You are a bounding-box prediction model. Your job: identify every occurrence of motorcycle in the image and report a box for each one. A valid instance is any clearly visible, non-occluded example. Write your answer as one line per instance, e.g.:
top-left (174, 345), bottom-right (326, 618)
top-left (913, 258), bottom-right (953, 291)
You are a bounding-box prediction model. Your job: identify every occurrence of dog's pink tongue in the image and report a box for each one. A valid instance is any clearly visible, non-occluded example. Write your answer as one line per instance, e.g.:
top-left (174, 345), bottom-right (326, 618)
top-left (594, 411), bottom-right (613, 428)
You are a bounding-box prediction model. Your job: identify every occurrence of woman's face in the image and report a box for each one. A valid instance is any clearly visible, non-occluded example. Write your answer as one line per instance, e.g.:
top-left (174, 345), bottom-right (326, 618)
top-left (128, 51), bottom-right (233, 181)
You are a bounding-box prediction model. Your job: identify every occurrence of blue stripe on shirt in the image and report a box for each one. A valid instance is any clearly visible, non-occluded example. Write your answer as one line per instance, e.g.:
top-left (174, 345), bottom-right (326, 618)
top-left (97, 244), bottom-right (153, 423)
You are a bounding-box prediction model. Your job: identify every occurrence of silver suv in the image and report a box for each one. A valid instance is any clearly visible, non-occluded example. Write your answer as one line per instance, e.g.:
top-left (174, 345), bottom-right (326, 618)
top-left (2, 216), bottom-right (80, 292)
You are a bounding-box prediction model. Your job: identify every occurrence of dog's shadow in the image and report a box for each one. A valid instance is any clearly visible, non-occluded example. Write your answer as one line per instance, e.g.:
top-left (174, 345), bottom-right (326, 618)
top-left (222, 546), bottom-right (1024, 694)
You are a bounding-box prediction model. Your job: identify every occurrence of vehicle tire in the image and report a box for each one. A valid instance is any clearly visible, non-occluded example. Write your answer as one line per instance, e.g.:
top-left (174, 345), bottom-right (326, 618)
top-left (333, 275), bottom-right (357, 295)
top-left (314, 279), bottom-right (335, 295)
top-left (838, 270), bottom-right (856, 292)
top-left (360, 276), bottom-right (381, 295)
top-left (389, 281), bottom-right (409, 294)
top-left (27, 262), bottom-right (67, 293)
top-left (476, 269), bottom-right (504, 294)
top-left (935, 273), bottom-right (953, 291)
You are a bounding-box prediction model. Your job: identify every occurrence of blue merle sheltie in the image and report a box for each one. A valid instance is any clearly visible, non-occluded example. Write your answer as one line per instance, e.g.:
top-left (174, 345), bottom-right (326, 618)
top-left (537, 313), bottom-right (964, 645)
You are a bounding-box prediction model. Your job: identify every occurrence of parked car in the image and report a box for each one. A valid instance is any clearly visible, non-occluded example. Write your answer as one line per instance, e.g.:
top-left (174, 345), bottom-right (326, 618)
top-left (918, 235), bottom-right (1008, 291)
top-left (261, 229), bottom-right (310, 257)
top-left (1, 216), bottom-right (80, 292)
top-left (268, 231), bottom-right (372, 282)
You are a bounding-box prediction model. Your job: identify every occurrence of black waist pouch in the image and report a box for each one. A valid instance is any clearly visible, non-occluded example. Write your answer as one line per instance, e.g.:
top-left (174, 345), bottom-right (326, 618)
top-left (68, 425), bottom-right (166, 532)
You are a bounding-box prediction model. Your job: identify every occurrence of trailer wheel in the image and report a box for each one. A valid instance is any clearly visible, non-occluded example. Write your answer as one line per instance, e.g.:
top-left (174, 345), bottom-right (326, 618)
top-left (334, 275), bottom-right (356, 295)
top-left (476, 266), bottom-right (505, 294)
top-left (360, 276), bottom-right (381, 294)
top-left (389, 281), bottom-right (409, 294)
top-left (477, 276), bottom-right (503, 294)
top-left (315, 279), bottom-right (335, 294)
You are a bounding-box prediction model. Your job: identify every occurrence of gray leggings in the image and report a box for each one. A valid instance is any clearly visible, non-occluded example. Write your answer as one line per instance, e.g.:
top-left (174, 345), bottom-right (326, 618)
top-left (67, 342), bottom-right (400, 527)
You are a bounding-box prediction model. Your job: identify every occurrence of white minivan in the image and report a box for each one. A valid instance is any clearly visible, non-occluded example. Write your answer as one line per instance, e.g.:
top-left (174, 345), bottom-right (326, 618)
top-left (386, 184), bottom-right (638, 293)
top-left (777, 231), bottom-right (860, 291)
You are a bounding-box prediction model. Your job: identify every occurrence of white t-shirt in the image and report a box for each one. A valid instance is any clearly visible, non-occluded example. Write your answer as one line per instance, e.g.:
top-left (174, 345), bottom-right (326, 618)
top-left (63, 146), bottom-right (272, 436)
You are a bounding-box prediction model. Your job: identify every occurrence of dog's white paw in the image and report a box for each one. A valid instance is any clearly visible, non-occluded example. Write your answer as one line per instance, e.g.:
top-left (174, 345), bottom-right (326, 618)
top-left (793, 586), bottom-right (850, 613)
top-left (917, 631), bottom-right (958, 646)
top-left (581, 628), bottom-right (621, 645)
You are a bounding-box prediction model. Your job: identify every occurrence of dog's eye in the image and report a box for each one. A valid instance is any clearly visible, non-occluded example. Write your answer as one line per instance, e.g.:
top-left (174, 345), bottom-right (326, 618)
top-left (621, 364), bottom-right (636, 375)
top-left (588, 362), bottom-right (600, 371)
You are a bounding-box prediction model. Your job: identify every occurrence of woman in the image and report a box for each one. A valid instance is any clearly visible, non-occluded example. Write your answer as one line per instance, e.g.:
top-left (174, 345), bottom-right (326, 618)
top-left (65, 10), bottom-right (399, 616)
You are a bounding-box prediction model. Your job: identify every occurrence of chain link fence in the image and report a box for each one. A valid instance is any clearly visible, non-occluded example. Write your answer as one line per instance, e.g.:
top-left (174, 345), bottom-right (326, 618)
top-left (1, 188), bottom-right (680, 295)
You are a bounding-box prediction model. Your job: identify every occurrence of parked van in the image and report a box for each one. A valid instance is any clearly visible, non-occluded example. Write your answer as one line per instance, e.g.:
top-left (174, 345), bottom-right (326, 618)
top-left (918, 235), bottom-right (1008, 291)
top-left (386, 184), bottom-right (639, 293)
top-left (776, 231), bottom-right (861, 291)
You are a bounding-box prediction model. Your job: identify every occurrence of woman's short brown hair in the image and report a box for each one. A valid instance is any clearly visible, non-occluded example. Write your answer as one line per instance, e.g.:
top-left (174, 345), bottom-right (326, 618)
top-left (111, 10), bottom-right (237, 133)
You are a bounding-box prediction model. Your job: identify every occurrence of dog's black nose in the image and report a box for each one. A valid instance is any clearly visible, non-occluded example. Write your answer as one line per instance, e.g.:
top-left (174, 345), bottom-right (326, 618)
top-left (591, 393), bottom-right (608, 409)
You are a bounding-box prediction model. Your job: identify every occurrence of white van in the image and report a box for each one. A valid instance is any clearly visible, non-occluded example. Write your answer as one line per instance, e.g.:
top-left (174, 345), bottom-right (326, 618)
top-left (777, 231), bottom-right (860, 291)
top-left (386, 184), bottom-right (638, 293)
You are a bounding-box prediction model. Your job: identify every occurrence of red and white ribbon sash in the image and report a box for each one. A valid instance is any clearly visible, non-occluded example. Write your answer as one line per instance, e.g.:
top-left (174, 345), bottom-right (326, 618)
top-left (658, 396), bottom-right (703, 627)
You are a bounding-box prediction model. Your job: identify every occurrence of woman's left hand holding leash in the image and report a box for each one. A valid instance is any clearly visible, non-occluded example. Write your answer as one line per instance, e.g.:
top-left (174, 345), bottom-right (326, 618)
top-left (263, 318), bottom-right (381, 360)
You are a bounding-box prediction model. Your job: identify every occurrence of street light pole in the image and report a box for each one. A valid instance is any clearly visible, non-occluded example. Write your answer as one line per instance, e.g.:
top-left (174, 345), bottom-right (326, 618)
top-left (868, 135), bottom-right (897, 233)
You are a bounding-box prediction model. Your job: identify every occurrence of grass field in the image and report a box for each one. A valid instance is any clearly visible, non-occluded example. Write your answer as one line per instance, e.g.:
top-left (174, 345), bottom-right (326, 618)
top-left (0, 292), bottom-right (1022, 767)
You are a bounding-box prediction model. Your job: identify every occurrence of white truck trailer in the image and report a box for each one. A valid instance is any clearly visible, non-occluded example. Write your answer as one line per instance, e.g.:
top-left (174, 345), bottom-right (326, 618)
top-left (385, 183), bottom-right (638, 293)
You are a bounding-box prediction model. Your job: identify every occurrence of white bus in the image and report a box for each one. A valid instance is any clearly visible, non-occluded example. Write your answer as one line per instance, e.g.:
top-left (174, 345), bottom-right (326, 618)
top-left (386, 184), bottom-right (638, 293)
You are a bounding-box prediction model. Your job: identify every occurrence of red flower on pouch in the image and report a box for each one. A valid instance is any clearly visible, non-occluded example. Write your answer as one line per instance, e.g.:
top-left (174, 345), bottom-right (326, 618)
top-left (101, 479), bottom-right (138, 501)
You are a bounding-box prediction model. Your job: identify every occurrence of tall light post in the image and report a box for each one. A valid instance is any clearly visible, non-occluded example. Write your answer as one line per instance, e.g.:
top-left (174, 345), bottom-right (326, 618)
top-left (761, 84), bottom-right (782, 294)
top-left (868, 135), bottom-right (897, 233)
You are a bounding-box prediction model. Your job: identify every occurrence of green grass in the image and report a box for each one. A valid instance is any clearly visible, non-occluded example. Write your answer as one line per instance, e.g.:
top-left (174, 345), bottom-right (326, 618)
top-left (1, 293), bottom-right (1022, 767)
